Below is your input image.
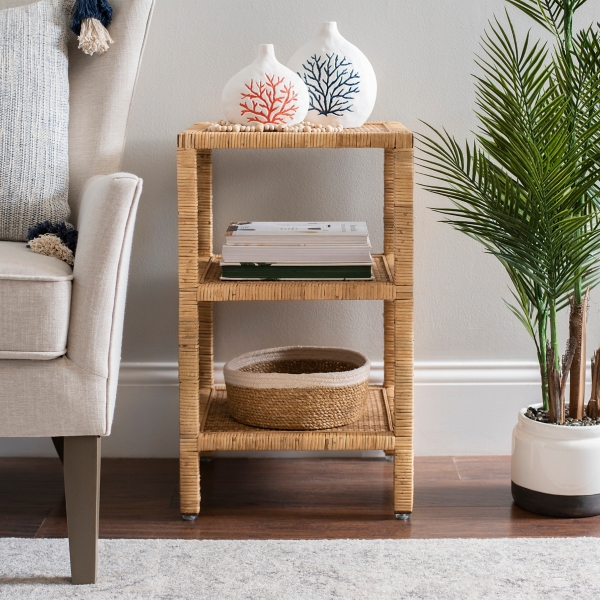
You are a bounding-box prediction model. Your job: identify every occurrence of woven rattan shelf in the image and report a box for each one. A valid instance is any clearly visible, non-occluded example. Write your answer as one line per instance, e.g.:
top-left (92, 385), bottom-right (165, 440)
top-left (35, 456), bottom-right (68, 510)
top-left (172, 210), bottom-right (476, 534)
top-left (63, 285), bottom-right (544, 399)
top-left (178, 121), bottom-right (412, 150)
top-left (178, 120), bottom-right (414, 519)
top-left (198, 387), bottom-right (394, 451)
top-left (197, 254), bottom-right (395, 301)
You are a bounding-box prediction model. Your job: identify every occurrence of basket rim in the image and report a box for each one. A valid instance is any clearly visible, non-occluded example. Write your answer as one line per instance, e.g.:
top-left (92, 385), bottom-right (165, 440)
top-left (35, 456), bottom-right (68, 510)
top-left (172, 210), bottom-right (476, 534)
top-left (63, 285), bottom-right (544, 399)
top-left (223, 346), bottom-right (370, 389)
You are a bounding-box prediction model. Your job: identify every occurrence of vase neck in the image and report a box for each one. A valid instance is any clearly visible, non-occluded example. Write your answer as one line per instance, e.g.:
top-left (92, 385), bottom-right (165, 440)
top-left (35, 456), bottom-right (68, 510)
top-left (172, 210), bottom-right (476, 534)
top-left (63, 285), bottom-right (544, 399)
top-left (256, 44), bottom-right (276, 62)
top-left (317, 21), bottom-right (339, 41)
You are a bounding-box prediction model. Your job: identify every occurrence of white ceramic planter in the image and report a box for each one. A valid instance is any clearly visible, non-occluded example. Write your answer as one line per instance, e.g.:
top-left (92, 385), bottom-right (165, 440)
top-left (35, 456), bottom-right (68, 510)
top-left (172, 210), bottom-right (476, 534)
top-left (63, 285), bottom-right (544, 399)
top-left (287, 22), bottom-right (377, 128)
top-left (221, 44), bottom-right (309, 127)
top-left (511, 404), bottom-right (600, 517)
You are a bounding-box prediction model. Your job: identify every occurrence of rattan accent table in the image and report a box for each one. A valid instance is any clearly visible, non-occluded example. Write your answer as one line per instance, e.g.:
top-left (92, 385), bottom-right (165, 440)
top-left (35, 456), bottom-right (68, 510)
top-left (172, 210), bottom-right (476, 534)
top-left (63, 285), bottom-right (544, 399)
top-left (177, 121), bottom-right (414, 519)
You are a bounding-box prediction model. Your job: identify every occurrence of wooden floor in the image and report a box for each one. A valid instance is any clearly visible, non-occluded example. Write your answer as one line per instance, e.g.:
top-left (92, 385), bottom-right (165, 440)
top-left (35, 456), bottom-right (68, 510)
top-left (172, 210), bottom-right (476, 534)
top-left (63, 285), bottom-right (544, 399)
top-left (2, 456), bottom-right (600, 539)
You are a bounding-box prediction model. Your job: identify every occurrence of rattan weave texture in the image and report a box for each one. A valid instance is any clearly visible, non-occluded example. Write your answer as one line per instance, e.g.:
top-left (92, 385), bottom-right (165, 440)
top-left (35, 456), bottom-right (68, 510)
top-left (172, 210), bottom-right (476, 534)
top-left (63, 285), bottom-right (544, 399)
top-left (198, 255), bottom-right (394, 301)
top-left (227, 383), bottom-right (369, 431)
top-left (202, 387), bottom-right (392, 441)
top-left (178, 121), bottom-right (412, 150)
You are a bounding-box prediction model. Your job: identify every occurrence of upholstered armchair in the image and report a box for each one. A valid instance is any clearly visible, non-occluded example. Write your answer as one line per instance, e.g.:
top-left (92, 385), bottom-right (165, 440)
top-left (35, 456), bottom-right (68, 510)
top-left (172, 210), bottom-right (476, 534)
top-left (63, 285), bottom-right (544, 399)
top-left (0, 0), bottom-right (155, 584)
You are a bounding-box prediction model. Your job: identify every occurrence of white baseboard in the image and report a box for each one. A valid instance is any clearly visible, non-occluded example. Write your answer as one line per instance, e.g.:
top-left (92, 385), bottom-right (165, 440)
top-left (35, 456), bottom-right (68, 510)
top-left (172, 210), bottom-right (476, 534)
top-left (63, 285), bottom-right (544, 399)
top-left (2, 360), bottom-right (565, 458)
top-left (118, 362), bottom-right (181, 386)
top-left (118, 360), bottom-right (552, 387)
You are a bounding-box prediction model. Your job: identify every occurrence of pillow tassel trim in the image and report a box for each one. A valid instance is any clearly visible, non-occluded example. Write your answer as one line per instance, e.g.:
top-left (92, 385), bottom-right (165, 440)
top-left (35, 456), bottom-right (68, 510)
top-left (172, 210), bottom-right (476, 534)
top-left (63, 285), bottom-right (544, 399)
top-left (78, 17), bottom-right (113, 55)
top-left (70, 0), bottom-right (114, 56)
top-left (28, 234), bottom-right (74, 265)
top-left (27, 221), bottom-right (78, 266)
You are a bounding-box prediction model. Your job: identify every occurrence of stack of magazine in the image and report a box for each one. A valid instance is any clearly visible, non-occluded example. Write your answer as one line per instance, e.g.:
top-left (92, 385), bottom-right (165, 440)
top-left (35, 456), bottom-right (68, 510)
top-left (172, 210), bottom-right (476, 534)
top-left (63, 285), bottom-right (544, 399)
top-left (220, 222), bottom-right (373, 280)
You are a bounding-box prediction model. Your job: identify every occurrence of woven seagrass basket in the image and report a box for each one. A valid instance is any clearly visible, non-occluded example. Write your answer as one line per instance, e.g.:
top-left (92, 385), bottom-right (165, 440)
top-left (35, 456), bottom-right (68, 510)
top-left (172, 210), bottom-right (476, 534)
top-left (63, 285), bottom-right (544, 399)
top-left (223, 346), bottom-right (370, 430)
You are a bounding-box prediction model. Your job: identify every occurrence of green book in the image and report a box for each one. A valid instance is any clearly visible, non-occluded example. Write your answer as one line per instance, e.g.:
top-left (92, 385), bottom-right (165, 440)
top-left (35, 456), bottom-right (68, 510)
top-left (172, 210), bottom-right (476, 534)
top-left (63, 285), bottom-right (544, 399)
top-left (220, 263), bottom-right (373, 281)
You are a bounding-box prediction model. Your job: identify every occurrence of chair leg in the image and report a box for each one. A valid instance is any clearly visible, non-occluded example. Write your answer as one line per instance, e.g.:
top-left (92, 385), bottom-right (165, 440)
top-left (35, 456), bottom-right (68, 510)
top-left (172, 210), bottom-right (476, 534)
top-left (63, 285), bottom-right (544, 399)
top-left (51, 436), bottom-right (64, 463)
top-left (63, 436), bottom-right (101, 585)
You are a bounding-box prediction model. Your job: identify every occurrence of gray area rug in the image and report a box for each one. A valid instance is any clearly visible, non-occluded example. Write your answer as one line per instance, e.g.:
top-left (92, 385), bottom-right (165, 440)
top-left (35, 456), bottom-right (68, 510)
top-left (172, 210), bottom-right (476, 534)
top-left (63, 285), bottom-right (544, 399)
top-left (1, 537), bottom-right (600, 599)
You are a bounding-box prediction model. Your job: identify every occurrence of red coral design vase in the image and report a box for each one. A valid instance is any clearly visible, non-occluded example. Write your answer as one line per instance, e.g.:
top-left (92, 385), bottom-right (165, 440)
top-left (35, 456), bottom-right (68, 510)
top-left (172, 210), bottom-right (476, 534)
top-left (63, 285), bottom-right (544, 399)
top-left (222, 44), bottom-right (309, 126)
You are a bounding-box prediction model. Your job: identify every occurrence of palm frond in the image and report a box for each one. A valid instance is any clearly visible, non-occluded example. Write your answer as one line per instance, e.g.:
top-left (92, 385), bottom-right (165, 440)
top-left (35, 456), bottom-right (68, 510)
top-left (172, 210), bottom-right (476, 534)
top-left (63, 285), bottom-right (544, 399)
top-left (505, 0), bottom-right (565, 34)
top-left (505, 1), bottom-right (591, 35)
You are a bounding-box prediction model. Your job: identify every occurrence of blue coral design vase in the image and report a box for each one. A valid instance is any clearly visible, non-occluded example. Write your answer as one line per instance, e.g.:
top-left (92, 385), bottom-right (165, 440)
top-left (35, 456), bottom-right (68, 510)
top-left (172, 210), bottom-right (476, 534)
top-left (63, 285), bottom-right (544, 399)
top-left (287, 22), bottom-right (377, 128)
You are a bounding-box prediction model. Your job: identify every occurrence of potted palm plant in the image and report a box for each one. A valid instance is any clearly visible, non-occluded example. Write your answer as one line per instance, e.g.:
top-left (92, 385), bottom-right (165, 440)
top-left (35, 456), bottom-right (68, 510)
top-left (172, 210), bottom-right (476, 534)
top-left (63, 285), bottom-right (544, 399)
top-left (420, 0), bottom-right (600, 516)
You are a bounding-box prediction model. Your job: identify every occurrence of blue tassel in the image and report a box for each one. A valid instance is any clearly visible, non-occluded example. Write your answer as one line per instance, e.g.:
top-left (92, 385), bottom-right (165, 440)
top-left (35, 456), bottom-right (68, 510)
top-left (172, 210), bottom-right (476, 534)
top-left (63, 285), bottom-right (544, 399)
top-left (71, 0), bottom-right (113, 36)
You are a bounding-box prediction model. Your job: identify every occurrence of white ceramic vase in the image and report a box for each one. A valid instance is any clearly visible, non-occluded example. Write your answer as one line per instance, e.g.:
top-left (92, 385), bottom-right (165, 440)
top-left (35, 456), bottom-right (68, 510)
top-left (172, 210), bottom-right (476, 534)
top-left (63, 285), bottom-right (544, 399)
top-left (511, 404), bottom-right (600, 517)
top-left (221, 44), bottom-right (309, 127)
top-left (287, 22), bottom-right (377, 128)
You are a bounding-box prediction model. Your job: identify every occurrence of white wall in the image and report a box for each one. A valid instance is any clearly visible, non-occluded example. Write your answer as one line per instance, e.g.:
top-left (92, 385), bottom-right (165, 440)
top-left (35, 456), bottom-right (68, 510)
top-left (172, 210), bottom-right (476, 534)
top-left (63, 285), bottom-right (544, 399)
top-left (4, 0), bottom-right (600, 457)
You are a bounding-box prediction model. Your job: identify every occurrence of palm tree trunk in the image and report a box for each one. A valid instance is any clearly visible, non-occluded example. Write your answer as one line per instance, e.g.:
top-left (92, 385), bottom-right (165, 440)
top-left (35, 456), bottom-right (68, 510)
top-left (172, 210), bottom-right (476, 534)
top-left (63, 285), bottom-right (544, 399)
top-left (587, 349), bottom-right (600, 419)
top-left (569, 290), bottom-right (588, 419)
top-left (548, 299), bottom-right (562, 424)
top-left (547, 347), bottom-right (561, 424)
top-left (549, 299), bottom-right (560, 371)
top-left (537, 309), bottom-right (549, 410)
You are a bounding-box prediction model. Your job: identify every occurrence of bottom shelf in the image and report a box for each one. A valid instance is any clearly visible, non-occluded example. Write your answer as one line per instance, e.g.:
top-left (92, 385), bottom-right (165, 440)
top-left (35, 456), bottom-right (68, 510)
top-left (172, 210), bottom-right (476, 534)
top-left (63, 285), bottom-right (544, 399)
top-left (197, 387), bottom-right (395, 452)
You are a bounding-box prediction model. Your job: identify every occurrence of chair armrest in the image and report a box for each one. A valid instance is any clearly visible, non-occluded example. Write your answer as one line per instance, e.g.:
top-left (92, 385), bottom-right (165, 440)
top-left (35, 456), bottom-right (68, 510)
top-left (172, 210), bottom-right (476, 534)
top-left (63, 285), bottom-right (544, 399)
top-left (67, 173), bottom-right (142, 424)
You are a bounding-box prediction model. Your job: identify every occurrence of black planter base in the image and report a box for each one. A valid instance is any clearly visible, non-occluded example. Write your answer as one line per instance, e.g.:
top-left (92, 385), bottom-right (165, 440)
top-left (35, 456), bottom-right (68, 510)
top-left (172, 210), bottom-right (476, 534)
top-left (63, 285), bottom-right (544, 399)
top-left (512, 481), bottom-right (600, 518)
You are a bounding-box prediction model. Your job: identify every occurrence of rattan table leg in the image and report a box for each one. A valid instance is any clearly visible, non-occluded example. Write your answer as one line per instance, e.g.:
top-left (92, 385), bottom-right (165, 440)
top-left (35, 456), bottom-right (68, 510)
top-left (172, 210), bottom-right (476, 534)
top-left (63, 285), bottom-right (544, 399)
top-left (180, 438), bottom-right (200, 518)
top-left (389, 145), bottom-right (414, 516)
top-left (178, 148), bottom-right (213, 519)
top-left (394, 441), bottom-right (414, 515)
top-left (393, 296), bottom-right (414, 515)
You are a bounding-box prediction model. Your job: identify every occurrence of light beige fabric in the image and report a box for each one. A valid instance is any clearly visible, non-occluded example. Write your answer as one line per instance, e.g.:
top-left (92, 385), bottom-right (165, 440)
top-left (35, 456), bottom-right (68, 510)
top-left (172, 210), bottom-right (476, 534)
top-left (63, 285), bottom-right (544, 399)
top-left (0, 173), bottom-right (143, 437)
top-left (67, 0), bottom-right (155, 224)
top-left (0, 241), bottom-right (72, 359)
top-left (0, 356), bottom-right (107, 436)
top-left (68, 173), bottom-right (143, 430)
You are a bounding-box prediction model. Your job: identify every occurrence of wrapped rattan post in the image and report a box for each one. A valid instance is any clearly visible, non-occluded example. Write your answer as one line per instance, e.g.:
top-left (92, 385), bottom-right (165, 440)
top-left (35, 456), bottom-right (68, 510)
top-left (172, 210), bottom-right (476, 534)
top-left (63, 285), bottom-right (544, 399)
top-left (177, 148), bottom-right (201, 516)
top-left (383, 300), bottom-right (395, 400)
top-left (392, 146), bottom-right (414, 515)
top-left (394, 441), bottom-right (414, 513)
top-left (178, 149), bottom-right (200, 441)
top-left (198, 302), bottom-right (214, 430)
top-left (384, 148), bottom-right (397, 402)
top-left (384, 149), bottom-right (396, 278)
top-left (196, 150), bottom-right (215, 441)
top-left (177, 122), bottom-right (414, 517)
top-left (180, 438), bottom-right (200, 515)
top-left (196, 150), bottom-right (213, 257)
top-left (198, 302), bottom-right (214, 389)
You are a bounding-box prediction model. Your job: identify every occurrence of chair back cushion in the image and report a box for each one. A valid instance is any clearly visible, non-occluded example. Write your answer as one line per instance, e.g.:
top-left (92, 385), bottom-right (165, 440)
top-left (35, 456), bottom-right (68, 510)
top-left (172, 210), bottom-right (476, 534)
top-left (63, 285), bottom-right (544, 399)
top-left (67, 0), bottom-right (154, 224)
top-left (0, 0), bottom-right (72, 241)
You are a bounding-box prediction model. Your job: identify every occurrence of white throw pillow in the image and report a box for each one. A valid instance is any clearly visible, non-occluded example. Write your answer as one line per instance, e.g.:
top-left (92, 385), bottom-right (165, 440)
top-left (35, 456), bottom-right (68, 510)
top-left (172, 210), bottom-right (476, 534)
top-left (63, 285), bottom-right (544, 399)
top-left (0, 0), bottom-right (73, 241)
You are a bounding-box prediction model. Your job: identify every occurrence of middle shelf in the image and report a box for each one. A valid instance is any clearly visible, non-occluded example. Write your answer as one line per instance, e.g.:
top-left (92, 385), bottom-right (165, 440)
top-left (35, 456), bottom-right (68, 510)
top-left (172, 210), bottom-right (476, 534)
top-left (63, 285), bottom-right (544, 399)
top-left (197, 254), bottom-right (395, 302)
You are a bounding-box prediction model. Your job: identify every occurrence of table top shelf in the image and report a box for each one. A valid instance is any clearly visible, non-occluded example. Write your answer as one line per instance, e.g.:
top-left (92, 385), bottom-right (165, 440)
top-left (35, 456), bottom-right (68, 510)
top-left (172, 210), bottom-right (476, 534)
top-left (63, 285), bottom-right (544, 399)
top-left (178, 121), bottom-right (412, 150)
top-left (197, 254), bottom-right (395, 302)
top-left (198, 387), bottom-right (395, 452)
